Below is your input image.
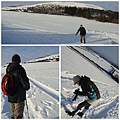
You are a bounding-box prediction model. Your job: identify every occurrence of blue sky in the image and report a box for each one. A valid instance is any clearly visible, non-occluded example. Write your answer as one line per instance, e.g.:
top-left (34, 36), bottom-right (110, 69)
top-left (2, 46), bottom-right (59, 65)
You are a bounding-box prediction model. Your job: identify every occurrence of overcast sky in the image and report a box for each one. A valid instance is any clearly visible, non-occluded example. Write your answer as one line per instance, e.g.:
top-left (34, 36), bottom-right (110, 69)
top-left (1, 1), bottom-right (119, 11)
top-left (2, 46), bottom-right (59, 65)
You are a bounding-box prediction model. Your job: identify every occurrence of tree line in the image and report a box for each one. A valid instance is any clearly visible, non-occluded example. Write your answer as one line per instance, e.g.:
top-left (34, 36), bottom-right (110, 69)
top-left (64, 6), bottom-right (118, 24)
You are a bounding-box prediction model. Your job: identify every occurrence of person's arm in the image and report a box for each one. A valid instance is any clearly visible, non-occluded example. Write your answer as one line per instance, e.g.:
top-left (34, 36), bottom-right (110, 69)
top-left (74, 90), bottom-right (89, 96)
top-left (18, 67), bottom-right (30, 91)
top-left (76, 28), bottom-right (80, 35)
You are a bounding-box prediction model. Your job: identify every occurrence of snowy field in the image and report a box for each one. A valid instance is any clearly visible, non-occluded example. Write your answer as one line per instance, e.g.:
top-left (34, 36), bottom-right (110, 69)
top-left (1, 61), bottom-right (59, 119)
top-left (2, 11), bottom-right (118, 44)
top-left (61, 46), bottom-right (119, 119)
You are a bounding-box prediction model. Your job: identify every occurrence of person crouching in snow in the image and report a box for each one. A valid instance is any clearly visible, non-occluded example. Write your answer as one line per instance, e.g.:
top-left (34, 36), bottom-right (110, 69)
top-left (67, 75), bottom-right (100, 118)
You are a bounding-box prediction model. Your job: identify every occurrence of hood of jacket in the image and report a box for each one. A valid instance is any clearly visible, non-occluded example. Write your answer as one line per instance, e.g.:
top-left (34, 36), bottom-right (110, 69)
top-left (7, 63), bottom-right (21, 73)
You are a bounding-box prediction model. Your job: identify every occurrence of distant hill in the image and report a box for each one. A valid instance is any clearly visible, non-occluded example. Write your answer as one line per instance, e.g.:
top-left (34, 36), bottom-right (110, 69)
top-left (25, 54), bottom-right (59, 63)
top-left (2, 2), bottom-right (119, 24)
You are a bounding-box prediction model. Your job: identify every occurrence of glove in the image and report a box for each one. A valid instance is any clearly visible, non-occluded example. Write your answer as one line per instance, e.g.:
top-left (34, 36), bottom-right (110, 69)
top-left (73, 88), bottom-right (80, 95)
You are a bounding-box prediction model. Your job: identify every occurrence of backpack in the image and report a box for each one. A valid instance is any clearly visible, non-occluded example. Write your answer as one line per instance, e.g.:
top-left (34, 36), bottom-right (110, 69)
top-left (1, 72), bottom-right (18, 96)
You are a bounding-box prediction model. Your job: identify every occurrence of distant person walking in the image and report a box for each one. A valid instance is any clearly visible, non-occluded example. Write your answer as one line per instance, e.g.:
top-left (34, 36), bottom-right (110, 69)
top-left (76, 25), bottom-right (86, 43)
top-left (6, 54), bottom-right (30, 119)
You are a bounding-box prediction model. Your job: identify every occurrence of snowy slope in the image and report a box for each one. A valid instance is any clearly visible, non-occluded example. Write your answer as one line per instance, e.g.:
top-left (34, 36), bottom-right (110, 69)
top-left (1, 61), bottom-right (59, 119)
top-left (61, 47), bottom-right (118, 119)
top-left (2, 11), bottom-right (118, 44)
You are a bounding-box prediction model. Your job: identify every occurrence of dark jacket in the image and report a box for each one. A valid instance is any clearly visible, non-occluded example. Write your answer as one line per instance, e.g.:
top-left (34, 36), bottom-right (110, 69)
top-left (78, 76), bottom-right (100, 100)
top-left (6, 63), bottom-right (30, 103)
top-left (76, 27), bottom-right (86, 35)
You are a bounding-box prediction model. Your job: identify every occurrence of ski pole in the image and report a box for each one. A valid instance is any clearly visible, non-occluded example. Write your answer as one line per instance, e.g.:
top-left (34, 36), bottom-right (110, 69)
top-left (72, 94), bottom-right (78, 101)
top-left (26, 99), bottom-right (30, 119)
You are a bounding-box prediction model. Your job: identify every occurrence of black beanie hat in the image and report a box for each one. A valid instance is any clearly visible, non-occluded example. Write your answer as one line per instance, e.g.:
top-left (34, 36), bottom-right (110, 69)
top-left (12, 54), bottom-right (21, 63)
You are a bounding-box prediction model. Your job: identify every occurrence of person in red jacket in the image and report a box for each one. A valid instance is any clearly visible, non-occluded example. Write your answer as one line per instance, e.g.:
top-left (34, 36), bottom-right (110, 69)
top-left (66, 75), bottom-right (100, 118)
top-left (76, 25), bottom-right (86, 43)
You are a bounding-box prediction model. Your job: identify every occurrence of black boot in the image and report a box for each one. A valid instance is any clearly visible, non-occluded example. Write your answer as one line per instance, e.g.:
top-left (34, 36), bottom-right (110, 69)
top-left (80, 39), bottom-right (82, 43)
top-left (66, 111), bottom-right (76, 117)
top-left (77, 112), bottom-right (84, 118)
top-left (84, 39), bottom-right (86, 43)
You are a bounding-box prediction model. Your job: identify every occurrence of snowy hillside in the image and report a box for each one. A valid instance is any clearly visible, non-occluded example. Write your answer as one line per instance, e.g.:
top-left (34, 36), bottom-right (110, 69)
top-left (2, 11), bottom-right (118, 44)
top-left (2, 2), bottom-right (104, 10)
top-left (61, 46), bottom-right (119, 119)
top-left (2, 1), bottom-right (118, 12)
top-left (26, 54), bottom-right (59, 63)
top-left (1, 59), bottom-right (59, 118)
top-left (2, 1), bottom-right (118, 24)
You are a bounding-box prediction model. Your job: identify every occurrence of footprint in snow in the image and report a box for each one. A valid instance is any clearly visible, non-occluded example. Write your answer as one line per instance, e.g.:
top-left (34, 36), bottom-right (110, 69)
top-left (45, 101), bottom-right (54, 106)
top-left (27, 92), bottom-right (36, 98)
top-left (47, 84), bottom-right (50, 87)
top-left (41, 100), bottom-right (54, 106)
top-left (45, 105), bottom-right (52, 110)
top-left (35, 106), bottom-right (42, 111)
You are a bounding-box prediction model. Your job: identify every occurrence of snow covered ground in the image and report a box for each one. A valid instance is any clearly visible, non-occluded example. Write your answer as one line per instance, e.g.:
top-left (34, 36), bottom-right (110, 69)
top-left (1, 60), bottom-right (59, 119)
top-left (61, 46), bottom-right (119, 119)
top-left (2, 8), bottom-right (118, 44)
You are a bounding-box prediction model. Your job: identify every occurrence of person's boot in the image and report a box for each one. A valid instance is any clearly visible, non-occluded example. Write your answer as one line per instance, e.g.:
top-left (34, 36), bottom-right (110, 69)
top-left (66, 111), bottom-right (76, 117)
top-left (84, 39), bottom-right (86, 44)
top-left (80, 39), bottom-right (82, 43)
top-left (77, 112), bottom-right (84, 118)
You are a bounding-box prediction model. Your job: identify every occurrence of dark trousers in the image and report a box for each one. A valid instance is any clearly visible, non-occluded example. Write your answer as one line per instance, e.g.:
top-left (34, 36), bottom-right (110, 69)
top-left (80, 35), bottom-right (86, 43)
top-left (10, 101), bottom-right (25, 119)
top-left (75, 100), bottom-right (91, 112)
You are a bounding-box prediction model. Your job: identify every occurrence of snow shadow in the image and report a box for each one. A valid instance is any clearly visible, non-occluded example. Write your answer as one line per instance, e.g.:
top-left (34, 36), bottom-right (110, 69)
top-left (86, 33), bottom-right (118, 44)
top-left (2, 24), bottom-right (31, 31)
top-left (61, 76), bottom-right (73, 81)
top-left (2, 32), bottom-right (78, 44)
top-left (2, 25), bottom-right (118, 44)
top-left (2, 25), bottom-right (78, 44)
top-left (1, 94), bottom-right (11, 118)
